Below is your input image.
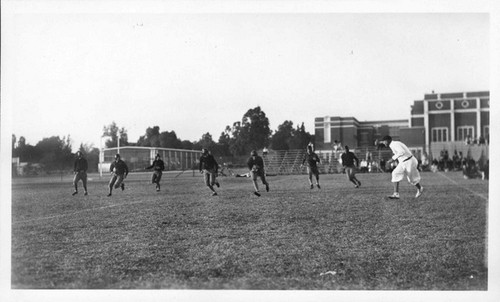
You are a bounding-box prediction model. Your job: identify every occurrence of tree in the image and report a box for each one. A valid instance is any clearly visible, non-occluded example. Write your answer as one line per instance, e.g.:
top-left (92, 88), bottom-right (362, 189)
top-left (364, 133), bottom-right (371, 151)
top-left (289, 122), bottom-right (313, 149)
top-left (216, 126), bottom-right (232, 156)
top-left (159, 130), bottom-right (182, 149)
top-left (240, 106), bottom-right (271, 152)
top-left (196, 132), bottom-right (216, 150)
top-left (35, 135), bottom-right (73, 171)
top-left (180, 140), bottom-right (195, 150)
top-left (270, 121), bottom-right (313, 150)
top-left (79, 143), bottom-right (100, 172)
top-left (102, 121), bottom-right (128, 148)
top-left (270, 120), bottom-right (295, 150)
top-left (14, 136), bottom-right (39, 162)
top-left (227, 121), bottom-right (246, 156)
top-left (137, 126), bottom-right (161, 147)
top-left (223, 107), bottom-right (272, 156)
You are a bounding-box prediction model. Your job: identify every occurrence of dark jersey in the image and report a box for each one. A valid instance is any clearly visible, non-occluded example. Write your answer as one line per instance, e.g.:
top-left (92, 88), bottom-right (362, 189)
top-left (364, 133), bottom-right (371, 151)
top-left (341, 151), bottom-right (359, 167)
top-left (110, 159), bottom-right (129, 176)
top-left (247, 156), bottom-right (265, 171)
top-left (147, 159), bottom-right (165, 171)
top-left (199, 154), bottom-right (218, 171)
top-left (74, 157), bottom-right (88, 172)
top-left (303, 152), bottom-right (320, 168)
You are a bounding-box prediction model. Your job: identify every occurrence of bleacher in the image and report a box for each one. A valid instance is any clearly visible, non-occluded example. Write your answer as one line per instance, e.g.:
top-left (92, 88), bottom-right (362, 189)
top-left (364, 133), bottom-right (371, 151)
top-left (263, 147), bottom-right (394, 175)
top-left (263, 149), bottom-right (306, 175)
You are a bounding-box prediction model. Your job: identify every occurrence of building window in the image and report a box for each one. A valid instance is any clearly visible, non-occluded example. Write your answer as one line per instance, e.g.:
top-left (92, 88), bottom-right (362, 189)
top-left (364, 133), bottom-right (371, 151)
top-left (457, 126), bottom-right (474, 142)
top-left (431, 127), bottom-right (448, 142)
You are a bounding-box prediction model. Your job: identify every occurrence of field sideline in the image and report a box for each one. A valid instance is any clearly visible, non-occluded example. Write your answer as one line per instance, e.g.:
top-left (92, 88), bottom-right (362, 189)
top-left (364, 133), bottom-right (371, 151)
top-left (11, 170), bottom-right (488, 290)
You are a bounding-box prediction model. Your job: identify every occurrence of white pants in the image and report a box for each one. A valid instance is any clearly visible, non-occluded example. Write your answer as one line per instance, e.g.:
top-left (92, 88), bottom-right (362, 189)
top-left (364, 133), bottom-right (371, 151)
top-left (391, 156), bottom-right (421, 185)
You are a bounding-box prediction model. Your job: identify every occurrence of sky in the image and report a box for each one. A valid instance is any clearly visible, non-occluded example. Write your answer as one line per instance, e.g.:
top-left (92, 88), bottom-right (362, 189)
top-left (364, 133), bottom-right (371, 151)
top-left (2, 1), bottom-right (492, 152)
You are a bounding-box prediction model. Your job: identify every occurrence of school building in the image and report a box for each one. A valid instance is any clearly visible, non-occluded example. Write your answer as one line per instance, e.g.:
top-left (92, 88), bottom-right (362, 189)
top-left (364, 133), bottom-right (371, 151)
top-left (314, 90), bottom-right (490, 157)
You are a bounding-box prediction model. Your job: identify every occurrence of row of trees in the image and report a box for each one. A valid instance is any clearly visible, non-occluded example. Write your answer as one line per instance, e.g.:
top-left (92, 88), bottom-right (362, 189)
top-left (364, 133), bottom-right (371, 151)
top-left (103, 106), bottom-right (313, 156)
top-left (13, 106), bottom-right (314, 172)
top-left (12, 135), bottom-right (100, 173)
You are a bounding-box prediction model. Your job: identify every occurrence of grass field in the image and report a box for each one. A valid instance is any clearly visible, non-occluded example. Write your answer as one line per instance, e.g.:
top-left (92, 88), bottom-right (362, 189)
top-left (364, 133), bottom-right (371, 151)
top-left (11, 170), bottom-right (488, 290)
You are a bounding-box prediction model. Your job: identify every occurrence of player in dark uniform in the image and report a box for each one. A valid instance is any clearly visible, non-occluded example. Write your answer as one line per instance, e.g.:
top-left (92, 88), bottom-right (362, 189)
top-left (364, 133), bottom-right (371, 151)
top-left (302, 145), bottom-right (321, 189)
top-left (199, 148), bottom-right (220, 196)
top-left (145, 153), bottom-right (165, 192)
top-left (108, 154), bottom-right (129, 197)
top-left (341, 145), bottom-right (362, 188)
top-left (72, 151), bottom-right (89, 196)
top-left (247, 150), bottom-right (269, 197)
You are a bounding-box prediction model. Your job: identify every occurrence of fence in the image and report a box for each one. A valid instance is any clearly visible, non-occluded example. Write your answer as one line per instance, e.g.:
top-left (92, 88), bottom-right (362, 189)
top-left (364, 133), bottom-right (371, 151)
top-left (99, 146), bottom-right (200, 175)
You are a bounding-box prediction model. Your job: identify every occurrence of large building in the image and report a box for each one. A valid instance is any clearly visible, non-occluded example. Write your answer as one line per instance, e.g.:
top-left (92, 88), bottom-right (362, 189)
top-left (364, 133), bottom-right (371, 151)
top-left (314, 116), bottom-right (408, 150)
top-left (409, 91), bottom-right (490, 148)
top-left (314, 91), bottom-right (490, 156)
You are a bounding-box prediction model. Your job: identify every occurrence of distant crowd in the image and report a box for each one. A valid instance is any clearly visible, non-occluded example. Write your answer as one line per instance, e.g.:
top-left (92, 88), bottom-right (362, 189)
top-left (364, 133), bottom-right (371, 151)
top-left (421, 149), bottom-right (489, 180)
top-left (464, 135), bottom-right (488, 146)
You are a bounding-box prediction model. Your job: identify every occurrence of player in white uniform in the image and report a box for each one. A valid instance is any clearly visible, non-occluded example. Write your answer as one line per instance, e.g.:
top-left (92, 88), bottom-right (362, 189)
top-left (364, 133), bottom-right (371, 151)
top-left (379, 135), bottom-right (424, 199)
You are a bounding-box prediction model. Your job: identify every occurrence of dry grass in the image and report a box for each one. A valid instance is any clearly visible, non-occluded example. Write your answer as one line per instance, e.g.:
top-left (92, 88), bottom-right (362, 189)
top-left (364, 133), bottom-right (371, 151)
top-left (11, 171), bottom-right (488, 289)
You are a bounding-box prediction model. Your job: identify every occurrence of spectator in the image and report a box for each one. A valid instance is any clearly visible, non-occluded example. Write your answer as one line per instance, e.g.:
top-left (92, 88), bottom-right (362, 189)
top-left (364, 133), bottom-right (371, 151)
top-left (443, 150), bottom-right (449, 171)
top-left (262, 147), bottom-right (269, 156)
top-left (431, 159), bottom-right (439, 173)
top-left (452, 151), bottom-right (460, 171)
top-left (359, 159), bottom-right (369, 173)
top-left (477, 159), bottom-right (489, 180)
top-left (420, 152), bottom-right (430, 171)
top-left (463, 157), bottom-right (481, 179)
top-left (478, 136), bottom-right (486, 145)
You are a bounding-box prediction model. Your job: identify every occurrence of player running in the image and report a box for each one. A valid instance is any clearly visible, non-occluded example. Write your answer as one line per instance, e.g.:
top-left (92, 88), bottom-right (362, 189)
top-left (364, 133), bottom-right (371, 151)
top-left (145, 153), bottom-right (165, 192)
top-left (199, 148), bottom-right (220, 196)
top-left (247, 150), bottom-right (270, 197)
top-left (341, 145), bottom-right (361, 188)
top-left (378, 135), bottom-right (424, 199)
top-left (72, 151), bottom-right (89, 196)
top-left (108, 154), bottom-right (129, 197)
top-left (301, 144), bottom-right (321, 189)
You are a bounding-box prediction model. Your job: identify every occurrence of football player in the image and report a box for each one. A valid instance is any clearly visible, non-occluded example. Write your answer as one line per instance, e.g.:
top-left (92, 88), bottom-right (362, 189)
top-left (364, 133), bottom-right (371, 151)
top-left (199, 148), bottom-right (220, 196)
top-left (145, 153), bottom-right (165, 192)
top-left (378, 136), bottom-right (424, 199)
top-left (341, 145), bottom-right (361, 188)
top-left (247, 150), bottom-right (269, 197)
top-left (301, 145), bottom-right (321, 189)
top-left (108, 154), bottom-right (129, 197)
top-left (72, 151), bottom-right (89, 196)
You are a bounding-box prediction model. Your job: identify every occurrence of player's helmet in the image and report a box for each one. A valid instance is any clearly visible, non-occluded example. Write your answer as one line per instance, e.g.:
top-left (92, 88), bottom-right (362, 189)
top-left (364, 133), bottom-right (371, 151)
top-left (115, 154), bottom-right (121, 160)
top-left (250, 150), bottom-right (258, 156)
top-left (382, 135), bottom-right (392, 142)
